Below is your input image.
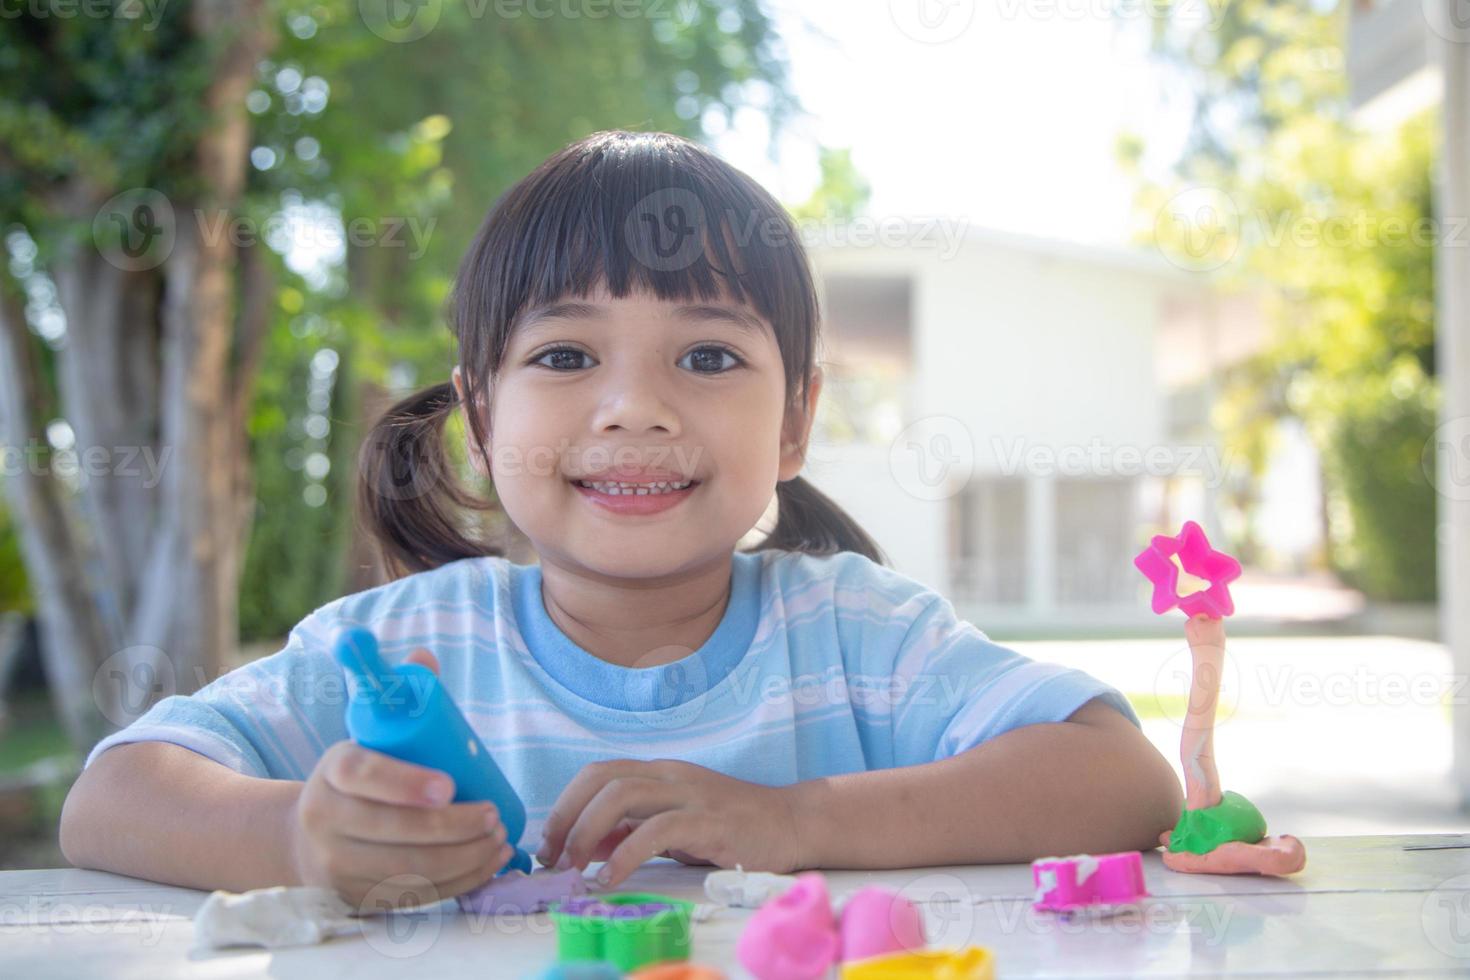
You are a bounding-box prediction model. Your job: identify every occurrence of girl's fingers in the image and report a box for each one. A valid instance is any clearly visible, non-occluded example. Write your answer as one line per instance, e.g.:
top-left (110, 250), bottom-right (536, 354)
top-left (597, 811), bottom-right (691, 889)
top-left (344, 833), bottom-right (510, 890)
top-left (586, 820), bottom-right (639, 862)
top-left (537, 759), bottom-right (658, 866)
top-left (322, 741), bottom-right (457, 808)
top-left (559, 777), bottom-right (687, 872)
top-left (433, 847), bottom-right (517, 902)
top-left (404, 647), bottom-right (440, 675)
top-left (340, 794), bottom-right (503, 846)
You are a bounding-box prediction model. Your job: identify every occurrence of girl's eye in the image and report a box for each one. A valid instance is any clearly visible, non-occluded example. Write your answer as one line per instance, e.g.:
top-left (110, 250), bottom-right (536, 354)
top-left (532, 347), bottom-right (592, 371)
top-left (679, 345), bottom-right (743, 374)
top-left (528, 345), bottom-right (744, 374)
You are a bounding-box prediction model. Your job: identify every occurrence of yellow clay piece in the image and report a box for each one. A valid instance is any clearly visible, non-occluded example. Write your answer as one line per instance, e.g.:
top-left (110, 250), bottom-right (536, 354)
top-left (840, 946), bottom-right (995, 980)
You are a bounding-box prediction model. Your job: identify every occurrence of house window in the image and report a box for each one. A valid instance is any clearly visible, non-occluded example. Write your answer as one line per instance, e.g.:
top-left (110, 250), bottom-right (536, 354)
top-left (950, 477), bottom-right (1027, 603)
top-left (1055, 477), bottom-right (1139, 603)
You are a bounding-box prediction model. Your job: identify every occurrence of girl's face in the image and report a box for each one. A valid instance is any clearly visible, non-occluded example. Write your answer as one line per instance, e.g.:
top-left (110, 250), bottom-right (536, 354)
top-left (455, 282), bottom-right (820, 578)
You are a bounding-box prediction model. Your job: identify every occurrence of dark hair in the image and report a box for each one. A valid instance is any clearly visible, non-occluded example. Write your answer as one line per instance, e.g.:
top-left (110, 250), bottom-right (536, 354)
top-left (358, 129), bottom-right (889, 579)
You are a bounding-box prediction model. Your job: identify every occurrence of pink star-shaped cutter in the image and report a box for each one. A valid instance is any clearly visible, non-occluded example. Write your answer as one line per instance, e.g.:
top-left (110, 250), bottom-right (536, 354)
top-left (1133, 520), bottom-right (1241, 619)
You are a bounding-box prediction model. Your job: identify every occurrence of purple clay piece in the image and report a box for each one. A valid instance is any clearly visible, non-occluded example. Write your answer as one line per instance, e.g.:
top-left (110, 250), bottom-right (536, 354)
top-left (555, 898), bottom-right (675, 919)
top-left (557, 898), bottom-right (614, 916)
top-left (456, 867), bottom-right (588, 916)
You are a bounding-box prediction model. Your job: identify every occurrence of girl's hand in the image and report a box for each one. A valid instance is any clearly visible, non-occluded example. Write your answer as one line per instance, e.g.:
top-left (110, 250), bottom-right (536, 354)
top-left (533, 759), bottom-right (802, 890)
top-left (287, 649), bottom-right (514, 908)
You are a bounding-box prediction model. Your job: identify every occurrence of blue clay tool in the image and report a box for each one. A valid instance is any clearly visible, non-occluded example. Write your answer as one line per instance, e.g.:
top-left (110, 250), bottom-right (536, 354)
top-left (334, 626), bottom-right (533, 875)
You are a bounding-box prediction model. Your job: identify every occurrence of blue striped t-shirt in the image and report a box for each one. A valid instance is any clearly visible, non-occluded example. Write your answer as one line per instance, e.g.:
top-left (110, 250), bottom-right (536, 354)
top-left (83, 547), bottom-right (1139, 850)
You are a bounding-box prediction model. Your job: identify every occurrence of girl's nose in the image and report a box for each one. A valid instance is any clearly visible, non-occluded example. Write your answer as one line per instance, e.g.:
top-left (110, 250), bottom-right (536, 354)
top-left (590, 373), bottom-right (682, 437)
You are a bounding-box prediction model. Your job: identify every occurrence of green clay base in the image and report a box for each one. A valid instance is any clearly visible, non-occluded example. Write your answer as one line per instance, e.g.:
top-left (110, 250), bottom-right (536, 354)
top-left (1168, 790), bottom-right (1268, 855)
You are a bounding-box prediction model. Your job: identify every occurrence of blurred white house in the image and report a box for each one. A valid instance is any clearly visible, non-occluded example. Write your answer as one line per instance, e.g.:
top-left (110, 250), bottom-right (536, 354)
top-left (795, 222), bottom-right (1278, 632)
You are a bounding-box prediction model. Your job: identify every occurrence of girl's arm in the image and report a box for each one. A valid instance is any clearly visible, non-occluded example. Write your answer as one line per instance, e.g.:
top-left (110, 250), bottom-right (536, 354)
top-left (786, 697), bottom-right (1182, 868)
top-left (62, 736), bottom-right (515, 905)
top-left (59, 741), bottom-right (302, 891)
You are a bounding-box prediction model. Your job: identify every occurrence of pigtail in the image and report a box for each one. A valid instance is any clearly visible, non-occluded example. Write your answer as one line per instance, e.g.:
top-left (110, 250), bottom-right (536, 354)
top-left (751, 476), bottom-right (890, 566)
top-left (356, 381), bottom-right (503, 579)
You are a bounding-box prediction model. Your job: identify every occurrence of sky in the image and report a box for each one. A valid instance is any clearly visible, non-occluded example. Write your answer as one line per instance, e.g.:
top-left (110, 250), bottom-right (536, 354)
top-left (712, 0), bottom-right (1197, 247)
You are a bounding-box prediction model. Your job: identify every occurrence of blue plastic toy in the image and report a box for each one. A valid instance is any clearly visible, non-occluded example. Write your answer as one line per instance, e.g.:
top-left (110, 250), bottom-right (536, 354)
top-left (333, 626), bottom-right (533, 875)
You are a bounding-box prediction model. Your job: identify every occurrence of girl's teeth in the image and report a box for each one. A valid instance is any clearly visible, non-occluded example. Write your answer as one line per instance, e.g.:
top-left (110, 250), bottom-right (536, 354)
top-left (578, 480), bottom-right (693, 495)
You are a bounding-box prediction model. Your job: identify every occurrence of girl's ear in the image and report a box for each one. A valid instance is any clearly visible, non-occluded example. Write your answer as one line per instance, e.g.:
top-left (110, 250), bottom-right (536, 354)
top-left (777, 366), bottom-right (824, 483)
top-left (451, 365), bottom-right (491, 478)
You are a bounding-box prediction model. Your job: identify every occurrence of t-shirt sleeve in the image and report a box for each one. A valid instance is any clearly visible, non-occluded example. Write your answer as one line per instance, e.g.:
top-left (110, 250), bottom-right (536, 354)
top-left (81, 611), bottom-right (349, 781)
top-left (882, 593), bottom-right (1142, 767)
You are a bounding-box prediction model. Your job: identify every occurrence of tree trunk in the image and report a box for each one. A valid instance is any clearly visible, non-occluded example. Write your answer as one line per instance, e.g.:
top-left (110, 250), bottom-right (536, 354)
top-left (0, 0), bottom-right (274, 751)
top-left (0, 278), bottom-right (121, 748)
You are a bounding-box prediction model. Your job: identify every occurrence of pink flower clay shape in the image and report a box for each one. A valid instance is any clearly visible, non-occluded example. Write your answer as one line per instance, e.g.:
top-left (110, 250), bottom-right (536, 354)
top-left (1133, 520), bottom-right (1241, 619)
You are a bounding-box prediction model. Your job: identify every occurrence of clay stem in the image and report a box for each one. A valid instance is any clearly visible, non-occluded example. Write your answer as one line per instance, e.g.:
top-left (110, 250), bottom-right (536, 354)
top-left (1181, 614), bottom-right (1225, 810)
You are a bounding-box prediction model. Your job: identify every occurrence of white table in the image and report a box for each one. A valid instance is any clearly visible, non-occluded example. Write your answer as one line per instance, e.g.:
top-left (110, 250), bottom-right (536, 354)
top-left (4, 835), bottom-right (1470, 978)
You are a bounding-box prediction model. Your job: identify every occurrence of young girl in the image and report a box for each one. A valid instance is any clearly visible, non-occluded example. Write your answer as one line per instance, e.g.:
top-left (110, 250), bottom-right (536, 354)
top-left (60, 130), bottom-right (1182, 908)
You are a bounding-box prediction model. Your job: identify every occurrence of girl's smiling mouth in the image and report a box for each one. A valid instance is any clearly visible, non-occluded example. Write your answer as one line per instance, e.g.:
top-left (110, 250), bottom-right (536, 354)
top-left (568, 477), bottom-right (701, 516)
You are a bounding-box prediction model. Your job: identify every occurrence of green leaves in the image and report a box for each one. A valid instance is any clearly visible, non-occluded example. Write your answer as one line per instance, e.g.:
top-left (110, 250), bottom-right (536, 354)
top-left (1128, 2), bottom-right (1439, 598)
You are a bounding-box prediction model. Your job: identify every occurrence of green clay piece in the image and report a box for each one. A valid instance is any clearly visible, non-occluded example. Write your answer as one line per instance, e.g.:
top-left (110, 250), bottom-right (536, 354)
top-left (1168, 790), bottom-right (1267, 855)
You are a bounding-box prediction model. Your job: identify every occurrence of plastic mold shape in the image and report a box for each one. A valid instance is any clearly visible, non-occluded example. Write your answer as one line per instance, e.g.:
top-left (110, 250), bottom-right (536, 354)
top-left (736, 872), bottom-right (840, 980)
top-left (1133, 520), bottom-right (1241, 619)
top-left (1031, 851), bottom-right (1149, 913)
top-left (840, 947), bottom-right (995, 980)
top-left (549, 892), bottom-right (694, 973)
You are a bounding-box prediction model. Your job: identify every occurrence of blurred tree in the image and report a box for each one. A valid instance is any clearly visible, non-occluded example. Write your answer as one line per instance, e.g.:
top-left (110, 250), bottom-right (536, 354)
top-left (790, 146), bottom-right (870, 223)
top-left (0, 2), bottom-right (277, 749)
top-left (0, 503), bottom-right (31, 617)
top-left (1120, 0), bottom-right (1438, 600)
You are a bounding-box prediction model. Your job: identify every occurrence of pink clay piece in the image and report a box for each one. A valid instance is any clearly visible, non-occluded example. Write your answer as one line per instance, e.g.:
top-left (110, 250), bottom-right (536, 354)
top-left (1032, 851), bottom-right (1149, 912)
top-left (838, 885), bottom-right (927, 963)
top-left (736, 872), bottom-right (840, 980)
